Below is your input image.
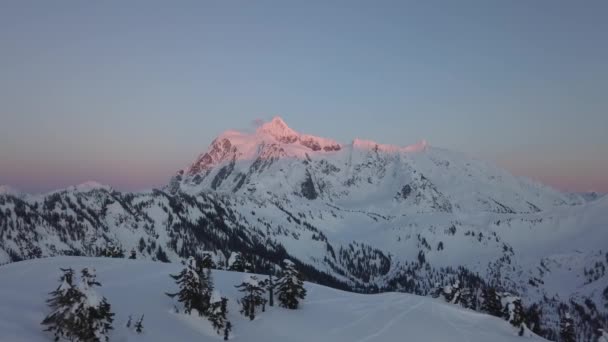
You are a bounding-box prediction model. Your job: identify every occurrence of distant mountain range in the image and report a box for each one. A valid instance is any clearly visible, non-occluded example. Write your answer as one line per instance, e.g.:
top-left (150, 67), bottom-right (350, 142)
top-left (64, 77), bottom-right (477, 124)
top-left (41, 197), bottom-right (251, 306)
top-left (1, 117), bottom-right (606, 340)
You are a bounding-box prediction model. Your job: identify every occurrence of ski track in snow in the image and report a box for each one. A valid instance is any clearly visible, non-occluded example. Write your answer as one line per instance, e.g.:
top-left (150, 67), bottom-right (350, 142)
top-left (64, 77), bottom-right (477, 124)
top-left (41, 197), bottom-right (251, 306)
top-left (354, 298), bottom-right (426, 342)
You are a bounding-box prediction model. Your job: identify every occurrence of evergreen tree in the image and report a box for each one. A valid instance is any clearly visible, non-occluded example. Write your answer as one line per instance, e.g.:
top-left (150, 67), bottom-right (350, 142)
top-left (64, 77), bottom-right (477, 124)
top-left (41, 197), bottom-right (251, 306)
top-left (166, 256), bottom-right (205, 315)
top-left (276, 259), bottom-right (307, 310)
top-left (235, 275), bottom-right (266, 320)
top-left (199, 251), bottom-right (216, 269)
top-left (430, 283), bottom-right (443, 298)
top-left (224, 321), bottom-right (232, 341)
top-left (559, 312), bottom-right (576, 342)
top-left (458, 287), bottom-right (474, 309)
top-left (503, 295), bottom-right (524, 327)
top-left (71, 268), bottom-right (114, 342)
top-left (134, 315), bottom-right (144, 334)
top-left (199, 267), bottom-right (214, 314)
top-left (155, 246), bottom-right (170, 263)
top-left (264, 274), bottom-right (275, 307)
top-left (228, 252), bottom-right (252, 272)
top-left (481, 287), bottom-right (502, 317)
top-left (524, 303), bottom-right (543, 335)
top-left (208, 290), bottom-right (229, 334)
top-left (441, 280), bottom-right (461, 304)
top-left (41, 268), bottom-right (81, 341)
top-left (129, 249), bottom-right (136, 260)
top-left (99, 243), bottom-right (124, 258)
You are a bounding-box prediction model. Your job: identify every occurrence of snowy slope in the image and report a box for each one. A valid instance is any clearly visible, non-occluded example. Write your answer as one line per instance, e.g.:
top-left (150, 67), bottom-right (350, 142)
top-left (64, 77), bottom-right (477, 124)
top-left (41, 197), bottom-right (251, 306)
top-left (0, 257), bottom-right (545, 342)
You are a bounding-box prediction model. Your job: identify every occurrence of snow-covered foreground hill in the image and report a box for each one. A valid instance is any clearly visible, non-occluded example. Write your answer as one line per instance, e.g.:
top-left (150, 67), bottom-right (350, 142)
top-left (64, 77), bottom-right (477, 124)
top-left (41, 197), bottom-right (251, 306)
top-left (0, 257), bottom-right (544, 342)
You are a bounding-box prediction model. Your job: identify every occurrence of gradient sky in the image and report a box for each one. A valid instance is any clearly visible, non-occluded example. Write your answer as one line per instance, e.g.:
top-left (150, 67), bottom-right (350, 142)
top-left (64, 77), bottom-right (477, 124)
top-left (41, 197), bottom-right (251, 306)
top-left (1, 1), bottom-right (607, 193)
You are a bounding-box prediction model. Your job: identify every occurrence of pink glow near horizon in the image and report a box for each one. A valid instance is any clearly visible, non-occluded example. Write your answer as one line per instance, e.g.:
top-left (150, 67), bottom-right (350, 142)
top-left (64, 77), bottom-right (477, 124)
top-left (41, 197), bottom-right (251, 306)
top-left (1, 118), bottom-right (606, 194)
top-left (2, 152), bottom-right (606, 194)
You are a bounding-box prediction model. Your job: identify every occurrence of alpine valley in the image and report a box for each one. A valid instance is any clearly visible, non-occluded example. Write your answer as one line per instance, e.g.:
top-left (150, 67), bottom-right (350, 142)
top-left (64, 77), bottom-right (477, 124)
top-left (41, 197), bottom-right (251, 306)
top-left (1, 117), bottom-right (607, 340)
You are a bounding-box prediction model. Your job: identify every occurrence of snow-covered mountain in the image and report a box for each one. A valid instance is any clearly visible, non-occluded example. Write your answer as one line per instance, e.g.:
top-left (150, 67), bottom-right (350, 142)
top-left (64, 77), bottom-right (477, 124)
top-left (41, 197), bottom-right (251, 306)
top-left (0, 117), bottom-right (606, 340)
top-left (0, 256), bottom-right (546, 342)
top-left (577, 191), bottom-right (606, 203)
top-left (174, 116), bottom-right (580, 214)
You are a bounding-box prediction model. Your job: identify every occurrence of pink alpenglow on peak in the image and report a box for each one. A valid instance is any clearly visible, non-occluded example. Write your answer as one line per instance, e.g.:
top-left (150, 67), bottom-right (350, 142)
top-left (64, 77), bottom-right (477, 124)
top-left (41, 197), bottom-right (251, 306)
top-left (0, 185), bottom-right (20, 195)
top-left (256, 117), bottom-right (300, 142)
top-left (184, 117), bottom-right (427, 176)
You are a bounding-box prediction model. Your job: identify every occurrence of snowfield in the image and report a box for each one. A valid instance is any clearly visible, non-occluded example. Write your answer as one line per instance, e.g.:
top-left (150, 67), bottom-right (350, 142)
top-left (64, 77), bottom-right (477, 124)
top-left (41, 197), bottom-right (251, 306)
top-left (0, 257), bottom-right (544, 342)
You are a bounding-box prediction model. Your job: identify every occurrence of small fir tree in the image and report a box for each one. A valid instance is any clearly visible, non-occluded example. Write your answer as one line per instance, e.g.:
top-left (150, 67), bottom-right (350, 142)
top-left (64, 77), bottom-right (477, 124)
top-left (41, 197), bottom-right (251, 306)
top-left (208, 290), bottom-right (229, 334)
top-left (431, 283), bottom-right (443, 298)
top-left (441, 280), bottom-right (461, 304)
top-left (199, 251), bottom-right (216, 269)
top-left (228, 252), bottom-right (252, 272)
top-left (524, 304), bottom-right (543, 335)
top-left (129, 249), bottom-right (136, 259)
top-left (134, 315), bottom-right (144, 334)
top-left (235, 275), bottom-right (266, 320)
top-left (41, 268), bottom-right (81, 341)
top-left (99, 243), bottom-right (124, 258)
top-left (264, 273), bottom-right (275, 307)
top-left (276, 259), bottom-right (307, 309)
top-left (458, 287), bottom-right (475, 309)
top-left (503, 295), bottom-right (524, 328)
top-left (71, 268), bottom-right (114, 342)
top-left (224, 321), bottom-right (232, 341)
top-left (559, 312), bottom-right (576, 342)
top-left (166, 256), bottom-right (205, 315)
top-left (481, 287), bottom-right (502, 317)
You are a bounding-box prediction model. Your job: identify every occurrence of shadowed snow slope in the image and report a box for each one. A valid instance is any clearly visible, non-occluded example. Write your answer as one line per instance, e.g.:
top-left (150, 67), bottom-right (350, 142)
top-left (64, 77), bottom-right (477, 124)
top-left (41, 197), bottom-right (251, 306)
top-left (0, 257), bottom-right (544, 342)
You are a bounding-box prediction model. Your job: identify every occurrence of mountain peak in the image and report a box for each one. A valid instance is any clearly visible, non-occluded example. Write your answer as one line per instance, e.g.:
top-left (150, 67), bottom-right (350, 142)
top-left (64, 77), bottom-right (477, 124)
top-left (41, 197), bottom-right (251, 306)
top-left (0, 185), bottom-right (20, 195)
top-left (256, 116), bottom-right (299, 142)
top-left (69, 181), bottom-right (111, 193)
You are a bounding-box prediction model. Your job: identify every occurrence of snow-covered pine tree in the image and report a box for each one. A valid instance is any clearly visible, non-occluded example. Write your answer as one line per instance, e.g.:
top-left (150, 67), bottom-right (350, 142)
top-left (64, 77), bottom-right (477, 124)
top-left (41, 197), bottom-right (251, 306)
top-left (129, 249), bottom-right (136, 259)
top-left (481, 286), bottom-right (502, 317)
top-left (199, 266), bottom-right (214, 314)
top-left (41, 268), bottom-right (82, 341)
top-left (503, 295), bottom-right (524, 327)
top-left (235, 275), bottom-right (266, 320)
top-left (441, 280), bottom-right (461, 304)
top-left (264, 274), bottom-right (275, 307)
top-left (199, 251), bottom-right (216, 269)
top-left (71, 268), bottom-right (114, 342)
top-left (559, 312), bottom-right (576, 342)
top-left (208, 290), bottom-right (229, 334)
top-left (228, 252), bottom-right (252, 272)
top-left (224, 321), bottom-right (232, 341)
top-left (458, 286), bottom-right (475, 309)
top-left (99, 243), bottom-right (125, 258)
top-left (276, 259), bottom-right (307, 309)
top-left (166, 256), bottom-right (205, 315)
top-left (134, 315), bottom-right (144, 334)
top-left (524, 303), bottom-right (543, 336)
top-left (431, 282), bottom-right (443, 298)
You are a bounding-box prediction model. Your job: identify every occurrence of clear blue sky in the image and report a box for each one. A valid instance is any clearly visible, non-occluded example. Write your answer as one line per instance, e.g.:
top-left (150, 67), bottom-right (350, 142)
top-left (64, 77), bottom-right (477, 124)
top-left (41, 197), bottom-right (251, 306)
top-left (1, 0), bottom-right (607, 193)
